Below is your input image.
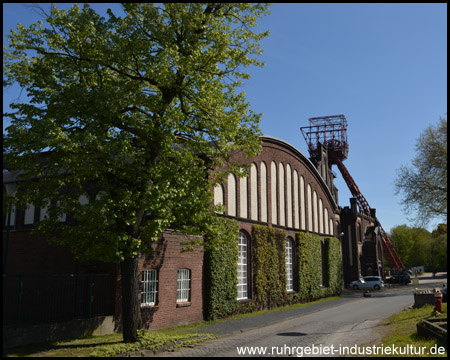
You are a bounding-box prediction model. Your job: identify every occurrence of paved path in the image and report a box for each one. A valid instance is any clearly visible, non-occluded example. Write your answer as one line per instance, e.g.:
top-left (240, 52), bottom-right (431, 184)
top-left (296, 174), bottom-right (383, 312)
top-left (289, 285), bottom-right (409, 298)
top-left (155, 273), bottom-right (446, 357)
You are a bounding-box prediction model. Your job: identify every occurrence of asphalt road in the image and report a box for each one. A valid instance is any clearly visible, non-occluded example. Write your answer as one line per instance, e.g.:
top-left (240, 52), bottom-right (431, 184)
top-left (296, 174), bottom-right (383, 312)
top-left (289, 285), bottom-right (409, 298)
top-left (157, 273), bottom-right (447, 357)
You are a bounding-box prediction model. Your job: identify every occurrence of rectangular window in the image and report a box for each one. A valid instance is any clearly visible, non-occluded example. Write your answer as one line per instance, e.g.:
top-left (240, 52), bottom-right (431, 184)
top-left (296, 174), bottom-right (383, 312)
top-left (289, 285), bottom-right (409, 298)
top-left (24, 203), bottom-right (35, 225)
top-left (141, 269), bottom-right (158, 306)
top-left (39, 200), bottom-right (50, 221)
top-left (237, 232), bottom-right (248, 300)
top-left (286, 239), bottom-right (294, 292)
top-left (177, 269), bottom-right (191, 303)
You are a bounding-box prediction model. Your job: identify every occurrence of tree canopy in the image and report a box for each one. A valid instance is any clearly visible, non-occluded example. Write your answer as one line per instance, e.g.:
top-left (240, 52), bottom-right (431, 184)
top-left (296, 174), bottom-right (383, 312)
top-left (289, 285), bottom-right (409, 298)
top-left (3, 3), bottom-right (271, 342)
top-left (389, 224), bottom-right (447, 271)
top-left (3, 2), bottom-right (270, 260)
top-left (394, 116), bottom-right (447, 226)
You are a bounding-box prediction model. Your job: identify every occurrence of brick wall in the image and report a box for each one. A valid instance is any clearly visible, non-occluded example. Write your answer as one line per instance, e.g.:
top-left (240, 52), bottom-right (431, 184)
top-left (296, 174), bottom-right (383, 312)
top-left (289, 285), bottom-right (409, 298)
top-left (137, 231), bottom-right (204, 329)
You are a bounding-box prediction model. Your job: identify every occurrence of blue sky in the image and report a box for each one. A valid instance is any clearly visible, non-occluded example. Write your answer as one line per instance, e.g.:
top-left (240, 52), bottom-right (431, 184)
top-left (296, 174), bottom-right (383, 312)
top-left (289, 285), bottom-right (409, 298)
top-left (3, 3), bottom-right (447, 233)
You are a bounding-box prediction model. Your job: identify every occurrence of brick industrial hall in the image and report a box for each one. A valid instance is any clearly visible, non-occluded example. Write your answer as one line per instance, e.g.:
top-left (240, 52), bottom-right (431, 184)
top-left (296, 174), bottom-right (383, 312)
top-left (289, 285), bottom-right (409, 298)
top-left (3, 115), bottom-right (403, 347)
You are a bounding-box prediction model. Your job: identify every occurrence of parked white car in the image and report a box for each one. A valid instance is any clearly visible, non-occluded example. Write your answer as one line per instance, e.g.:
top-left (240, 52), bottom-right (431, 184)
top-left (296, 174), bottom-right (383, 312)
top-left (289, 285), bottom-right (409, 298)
top-left (350, 276), bottom-right (384, 290)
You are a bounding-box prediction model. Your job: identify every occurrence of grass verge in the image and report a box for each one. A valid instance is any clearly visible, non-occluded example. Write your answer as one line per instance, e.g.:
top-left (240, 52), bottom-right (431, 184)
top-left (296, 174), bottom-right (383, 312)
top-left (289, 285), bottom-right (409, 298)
top-left (3, 296), bottom-right (340, 357)
top-left (371, 303), bottom-right (447, 357)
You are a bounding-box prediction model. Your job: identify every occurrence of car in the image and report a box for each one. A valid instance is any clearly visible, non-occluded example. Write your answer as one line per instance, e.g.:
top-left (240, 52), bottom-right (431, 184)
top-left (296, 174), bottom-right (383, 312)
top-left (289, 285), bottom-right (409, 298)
top-left (350, 276), bottom-right (384, 290)
top-left (385, 274), bottom-right (411, 285)
top-left (442, 284), bottom-right (447, 303)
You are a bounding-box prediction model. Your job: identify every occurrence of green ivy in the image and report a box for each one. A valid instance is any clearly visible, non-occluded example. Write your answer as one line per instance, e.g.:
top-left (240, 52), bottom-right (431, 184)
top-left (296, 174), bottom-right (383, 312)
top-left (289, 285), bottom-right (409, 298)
top-left (252, 225), bottom-right (288, 310)
top-left (323, 237), bottom-right (342, 297)
top-left (296, 232), bottom-right (322, 301)
top-left (203, 217), bottom-right (239, 320)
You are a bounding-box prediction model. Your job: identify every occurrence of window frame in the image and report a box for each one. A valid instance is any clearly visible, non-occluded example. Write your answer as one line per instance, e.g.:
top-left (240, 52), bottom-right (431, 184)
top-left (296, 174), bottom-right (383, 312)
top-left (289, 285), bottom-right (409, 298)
top-left (141, 269), bottom-right (158, 307)
top-left (177, 268), bottom-right (191, 303)
top-left (285, 237), bottom-right (294, 292)
top-left (237, 231), bottom-right (249, 300)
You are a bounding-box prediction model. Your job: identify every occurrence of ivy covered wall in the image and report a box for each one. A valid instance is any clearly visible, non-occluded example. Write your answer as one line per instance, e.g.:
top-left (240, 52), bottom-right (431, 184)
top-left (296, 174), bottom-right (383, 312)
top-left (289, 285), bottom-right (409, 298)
top-left (204, 220), bottom-right (343, 320)
top-left (203, 217), bottom-right (239, 321)
top-left (323, 236), bottom-right (343, 297)
top-left (252, 225), bottom-right (289, 310)
top-left (296, 232), bottom-right (323, 301)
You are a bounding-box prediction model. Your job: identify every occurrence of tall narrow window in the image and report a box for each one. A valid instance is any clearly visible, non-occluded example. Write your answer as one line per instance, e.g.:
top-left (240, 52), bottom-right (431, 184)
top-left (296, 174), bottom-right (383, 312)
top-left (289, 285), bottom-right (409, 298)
top-left (237, 231), bottom-right (248, 300)
top-left (239, 171), bottom-right (248, 219)
top-left (260, 162), bottom-right (267, 223)
top-left (279, 163), bottom-right (285, 226)
top-left (177, 268), bottom-right (191, 303)
top-left (214, 184), bottom-right (224, 214)
top-left (294, 170), bottom-right (299, 229)
top-left (313, 191), bottom-right (318, 233)
top-left (141, 269), bottom-right (158, 306)
top-left (227, 173), bottom-right (236, 217)
top-left (319, 198), bottom-right (323, 234)
top-left (286, 164), bottom-right (292, 228)
top-left (271, 162), bottom-right (277, 225)
top-left (24, 203), bottom-right (35, 225)
top-left (285, 237), bottom-right (294, 292)
top-left (324, 208), bottom-right (329, 235)
top-left (307, 184), bottom-right (312, 231)
top-left (300, 176), bottom-right (305, 230)
top-left (40, 199), bottom-right (50, 221)
top-left (250, 163), bottom-right (258, 221)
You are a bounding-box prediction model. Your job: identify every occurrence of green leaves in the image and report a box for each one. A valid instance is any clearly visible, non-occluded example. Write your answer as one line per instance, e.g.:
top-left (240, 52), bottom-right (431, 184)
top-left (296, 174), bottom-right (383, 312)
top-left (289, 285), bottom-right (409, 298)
top-left (3, 3), bottom-right (271, 262)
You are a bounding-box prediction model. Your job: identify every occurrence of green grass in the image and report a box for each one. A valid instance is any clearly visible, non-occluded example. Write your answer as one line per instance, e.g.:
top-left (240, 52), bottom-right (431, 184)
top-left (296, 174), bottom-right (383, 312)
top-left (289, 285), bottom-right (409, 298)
top-left (3, 296), bottom-right (340, 357)
top-left (3, 329), bottom-right (217, 357)
top-left (373, 303), bottom-right (447, 357)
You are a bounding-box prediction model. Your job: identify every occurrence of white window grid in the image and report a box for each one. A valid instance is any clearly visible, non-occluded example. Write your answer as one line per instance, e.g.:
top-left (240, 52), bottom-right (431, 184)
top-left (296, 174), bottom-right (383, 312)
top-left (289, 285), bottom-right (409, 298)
top-left (177, 268), bottom-right (191, 303)
top-left (285, 238), bottom-right (294, 292)
top-left (237, 232), bottom-right (248, 300)
top-left (141, 269), bottom-right (158, 306)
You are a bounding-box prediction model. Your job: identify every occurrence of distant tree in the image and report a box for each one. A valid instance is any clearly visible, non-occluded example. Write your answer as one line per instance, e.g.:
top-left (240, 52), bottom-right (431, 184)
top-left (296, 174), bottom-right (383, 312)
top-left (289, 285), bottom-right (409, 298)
top-left (3, 3), bottom-right (270, 342)
top-left (389, 225), bottom-right (432, 269)
top-left (389, 224), bottom-right (447, 271)
top-left (394, 116), bottom-right (447, 226)
top-left (430, 224), bottom-right (447, 272)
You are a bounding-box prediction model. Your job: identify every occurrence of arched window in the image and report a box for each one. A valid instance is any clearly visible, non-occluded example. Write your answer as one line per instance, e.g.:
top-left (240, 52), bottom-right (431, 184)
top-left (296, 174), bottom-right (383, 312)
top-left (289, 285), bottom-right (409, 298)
top-left (177, 268), bottom-right (191, 303)
top-left (214, 184), bottom-right (224, 214)
top-left (250, 163), bottom-right (258, 221)
top-left (271, 162), bottom-right (277, 225)
top-left (239, 169), bottom-right (248, 219)
top-left (279, 162), bottom-right (285, 226)
top-left (324, 208), bottom-right (329, 235)
top-left (285, 237), bottom-right (294, 292)
top-left (286, 164), bottom-right (292, 228)
top-left (294, 170), bottom-right (299, 229)
top-left (313, 191), bottom-right (318, 233)
top-left (260, 162), bottom-right (267, 223)
top-left (237, 231), bottom-right (249, 300)
top-left (227, 173), bottom-right (236, 217)
top-left (307, 184), bottom-right (312, 231)
top-left (300, 176), bottom-right (305, 230)
top-left (319, 198), bottom-right (323, 234)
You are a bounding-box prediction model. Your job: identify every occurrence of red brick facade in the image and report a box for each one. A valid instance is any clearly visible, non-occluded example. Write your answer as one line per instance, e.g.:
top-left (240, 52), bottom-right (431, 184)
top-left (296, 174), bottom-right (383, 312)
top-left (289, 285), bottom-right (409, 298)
top-left (3, 135), bottom-right (383, 331)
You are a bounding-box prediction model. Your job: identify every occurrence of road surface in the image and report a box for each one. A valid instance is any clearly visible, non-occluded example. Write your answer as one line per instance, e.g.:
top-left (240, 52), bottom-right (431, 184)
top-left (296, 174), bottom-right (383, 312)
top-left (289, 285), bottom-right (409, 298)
top-left (157, 273), bottom-right (446, 357)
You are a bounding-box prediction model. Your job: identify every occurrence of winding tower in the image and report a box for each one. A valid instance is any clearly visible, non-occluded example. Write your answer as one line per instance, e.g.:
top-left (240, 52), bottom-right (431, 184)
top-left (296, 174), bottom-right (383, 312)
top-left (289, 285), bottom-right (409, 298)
top-left (300, 115), bottom-right (405, 271)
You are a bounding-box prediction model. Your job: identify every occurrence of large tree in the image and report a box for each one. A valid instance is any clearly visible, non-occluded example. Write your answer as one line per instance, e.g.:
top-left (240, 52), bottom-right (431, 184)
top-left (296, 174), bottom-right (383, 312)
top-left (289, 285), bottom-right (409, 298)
top-left (3, 3), bottom-right (270, 342)
top-left (394, 116), bottom-right (447, 226)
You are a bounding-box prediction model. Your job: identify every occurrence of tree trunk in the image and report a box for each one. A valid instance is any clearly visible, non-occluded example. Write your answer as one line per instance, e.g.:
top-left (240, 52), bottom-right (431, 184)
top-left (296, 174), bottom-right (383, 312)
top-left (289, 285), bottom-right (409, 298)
top-left (121, 255), bottom-right (143, 343)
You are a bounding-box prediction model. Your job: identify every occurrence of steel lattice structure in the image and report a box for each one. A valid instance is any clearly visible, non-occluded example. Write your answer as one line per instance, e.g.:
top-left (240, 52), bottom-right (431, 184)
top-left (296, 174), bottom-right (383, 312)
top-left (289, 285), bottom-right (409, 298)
top-left (300, 115), bottom-right (405, 270)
